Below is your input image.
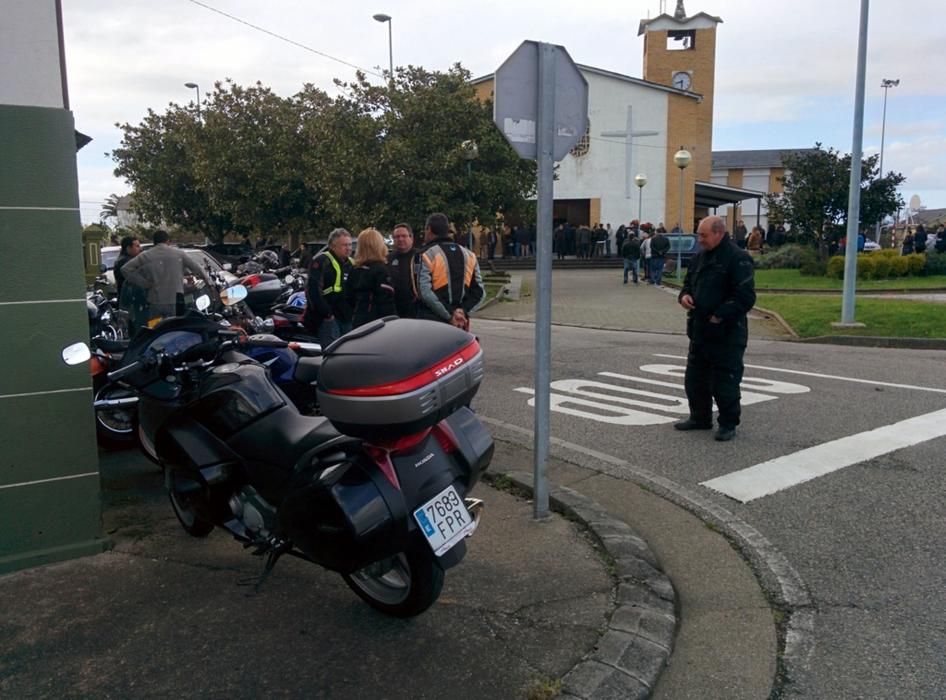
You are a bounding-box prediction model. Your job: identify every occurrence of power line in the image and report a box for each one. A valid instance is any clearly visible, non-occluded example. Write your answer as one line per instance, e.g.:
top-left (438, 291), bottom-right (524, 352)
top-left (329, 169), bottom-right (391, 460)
top-left (184, 0), bottom-right (383, 79)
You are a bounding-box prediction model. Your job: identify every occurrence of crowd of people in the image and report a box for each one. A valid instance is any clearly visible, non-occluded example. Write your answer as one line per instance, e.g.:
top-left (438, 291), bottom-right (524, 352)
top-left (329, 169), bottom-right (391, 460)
top-left (301, 213), bottom-right (484, 347)
top-left (900, 224), bottom-right (946, 255)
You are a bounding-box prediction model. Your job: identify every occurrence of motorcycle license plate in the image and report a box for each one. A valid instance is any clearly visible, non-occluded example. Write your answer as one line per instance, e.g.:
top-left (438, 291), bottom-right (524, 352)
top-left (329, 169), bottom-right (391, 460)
top-left (413, 485), bottom-right (476, 556)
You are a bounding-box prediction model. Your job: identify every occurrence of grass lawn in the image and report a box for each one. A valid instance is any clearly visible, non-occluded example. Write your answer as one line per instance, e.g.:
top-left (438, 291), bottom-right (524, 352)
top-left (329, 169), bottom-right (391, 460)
top-left (754, 269), bottom-right (946, 291)
top-left (757, 294), bottom-right (946, 338)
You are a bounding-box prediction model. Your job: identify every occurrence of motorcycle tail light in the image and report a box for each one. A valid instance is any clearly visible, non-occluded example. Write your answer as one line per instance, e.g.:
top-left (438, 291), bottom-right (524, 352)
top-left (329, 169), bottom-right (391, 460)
top-left (363, 445), bottom-right (401, 490)
top-left (241, 274), bottom-right (262, 288)
top-left (432, 421), bottom-right (459, 455)
top-left (89, 356), bottom-right (107, 376)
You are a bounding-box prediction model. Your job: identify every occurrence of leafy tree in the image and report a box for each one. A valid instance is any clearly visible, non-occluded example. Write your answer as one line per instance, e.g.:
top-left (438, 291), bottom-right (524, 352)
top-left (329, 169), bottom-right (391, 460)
top-left (111, 66), bottom-right (536, 244)
top-left (112, 103), bottom-right (235, 243)
top-left (765, 144), bottom-right (905, 253)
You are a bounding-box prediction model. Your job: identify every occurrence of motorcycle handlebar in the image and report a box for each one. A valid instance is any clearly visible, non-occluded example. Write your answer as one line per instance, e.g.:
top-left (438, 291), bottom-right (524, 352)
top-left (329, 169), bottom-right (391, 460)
top-left (107, 360), bottom-right (143, 382)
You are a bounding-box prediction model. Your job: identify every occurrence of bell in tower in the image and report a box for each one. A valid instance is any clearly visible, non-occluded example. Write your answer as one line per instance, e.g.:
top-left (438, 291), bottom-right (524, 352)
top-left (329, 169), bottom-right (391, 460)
top-left (674, 1), bottom-right (687, 20)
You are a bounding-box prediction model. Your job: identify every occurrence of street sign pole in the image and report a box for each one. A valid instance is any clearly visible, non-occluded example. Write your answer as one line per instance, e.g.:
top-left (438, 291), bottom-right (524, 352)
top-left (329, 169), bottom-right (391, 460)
top-left (532, 43), bottom-right (556, 520)
top-left (493, 40), bottom-right (587, 520)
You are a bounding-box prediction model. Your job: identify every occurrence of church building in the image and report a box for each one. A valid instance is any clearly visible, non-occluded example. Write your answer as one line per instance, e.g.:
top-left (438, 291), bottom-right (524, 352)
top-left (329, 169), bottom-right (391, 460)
top-left (473, 1), bottom-right (764, 231)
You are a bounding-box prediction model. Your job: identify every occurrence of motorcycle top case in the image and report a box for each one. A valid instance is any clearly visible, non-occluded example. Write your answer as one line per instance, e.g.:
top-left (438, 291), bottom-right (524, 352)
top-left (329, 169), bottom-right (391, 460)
top-left (316, 317), bottom-right (484, 439)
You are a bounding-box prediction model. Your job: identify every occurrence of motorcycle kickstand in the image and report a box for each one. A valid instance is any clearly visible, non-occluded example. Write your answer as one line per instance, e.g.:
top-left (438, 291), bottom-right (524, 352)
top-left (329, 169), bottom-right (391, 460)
top-left (238, 537), bottom-right (291, 595)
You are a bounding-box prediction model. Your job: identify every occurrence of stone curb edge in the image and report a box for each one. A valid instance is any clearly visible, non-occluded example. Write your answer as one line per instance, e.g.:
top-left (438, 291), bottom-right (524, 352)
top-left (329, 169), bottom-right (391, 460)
top-left (499, 469), bottom-right (678, 700)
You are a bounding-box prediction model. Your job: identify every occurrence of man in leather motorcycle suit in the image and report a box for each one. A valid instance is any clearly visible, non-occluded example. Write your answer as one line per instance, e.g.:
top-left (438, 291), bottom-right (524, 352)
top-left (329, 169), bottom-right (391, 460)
top-left (674, 216), bottom-right (756, 442)
top-left (415, 213), bottom-right (484, 331)
top-left (304, 228), bottom-right (354, 347)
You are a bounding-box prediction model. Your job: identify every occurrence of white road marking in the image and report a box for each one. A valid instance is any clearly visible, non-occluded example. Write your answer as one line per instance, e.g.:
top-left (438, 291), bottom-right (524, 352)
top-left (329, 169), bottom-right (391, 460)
top-left (701, 407), bottom-right (946, 502)
top-left (598, 371), bottom-right (782, 407)
top-left (633, 365), bottom-right (811, 394)
top-left (653, 353), bottom-right (946, 394)
top-left (514, 387), bottom-right (674, 425)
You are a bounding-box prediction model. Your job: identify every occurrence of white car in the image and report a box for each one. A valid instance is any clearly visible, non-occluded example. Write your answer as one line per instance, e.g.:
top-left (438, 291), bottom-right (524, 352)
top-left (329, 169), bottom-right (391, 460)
top-left (863, 239), bottom-right (881, 252)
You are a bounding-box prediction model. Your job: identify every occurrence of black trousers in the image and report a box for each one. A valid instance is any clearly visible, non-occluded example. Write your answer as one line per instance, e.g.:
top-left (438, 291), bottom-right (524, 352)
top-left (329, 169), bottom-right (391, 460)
top-left (684, 341), bottom-right (746, 428)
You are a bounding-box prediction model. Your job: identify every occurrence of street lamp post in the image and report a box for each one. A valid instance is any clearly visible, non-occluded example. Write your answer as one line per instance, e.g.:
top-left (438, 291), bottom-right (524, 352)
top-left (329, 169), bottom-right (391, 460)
top-left (372, 13), bottom-right (394, 80)
top-left (184, 82), bottom-right (200, 121)
top-left (673, 148), bottom-right (692, 279)
top-left (634, 173), bottom-right (648, 226)
top-left (461, 139), bottom-right (479, 251)
top-left (875, 78), bottom-right (900, 242)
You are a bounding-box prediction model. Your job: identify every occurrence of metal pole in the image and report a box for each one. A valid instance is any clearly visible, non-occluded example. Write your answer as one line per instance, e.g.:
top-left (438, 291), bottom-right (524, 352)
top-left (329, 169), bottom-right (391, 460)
top-left (676, 166), bottom-right (685, 278)
top-left (874, 82), bottom-right (889, 242)
top-left (841, 0), bottom-right (870, 324)
top-left (533, 43), bottom-right (556, 520)
top-left (638, 185), bottom-right (644, 225)
top-left (387, 20), bottom-right (394, 80)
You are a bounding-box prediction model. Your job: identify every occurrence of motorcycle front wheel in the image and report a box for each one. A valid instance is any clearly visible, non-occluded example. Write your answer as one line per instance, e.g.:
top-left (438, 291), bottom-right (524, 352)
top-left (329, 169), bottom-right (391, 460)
top-left (93, 377), bottom-right (138, 449)
top-left (342, 543), bottom-right (444, 618)
top-left (168, 488), bottom-right (214, 537)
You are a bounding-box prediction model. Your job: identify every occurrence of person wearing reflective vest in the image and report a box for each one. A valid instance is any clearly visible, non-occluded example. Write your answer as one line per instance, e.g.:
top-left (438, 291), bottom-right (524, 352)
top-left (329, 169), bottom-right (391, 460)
top-left (304, 228), bottom-right (354, 347)
top-left (415, 212), bottom-right (485, 331)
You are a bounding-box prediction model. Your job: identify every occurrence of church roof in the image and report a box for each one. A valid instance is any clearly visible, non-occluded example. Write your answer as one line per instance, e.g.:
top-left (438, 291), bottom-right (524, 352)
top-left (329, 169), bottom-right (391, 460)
top-left (712, 149), bottom-right (817, 170)
top-left (470, 65), bottom-right (701, 100)
top-left (638, 11), bottom-right (723, 36)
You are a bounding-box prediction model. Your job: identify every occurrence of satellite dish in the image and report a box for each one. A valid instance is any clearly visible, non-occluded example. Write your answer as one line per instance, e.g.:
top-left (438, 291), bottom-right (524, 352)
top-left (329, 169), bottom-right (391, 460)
top-left (909, 194), bottom-right (921, 211)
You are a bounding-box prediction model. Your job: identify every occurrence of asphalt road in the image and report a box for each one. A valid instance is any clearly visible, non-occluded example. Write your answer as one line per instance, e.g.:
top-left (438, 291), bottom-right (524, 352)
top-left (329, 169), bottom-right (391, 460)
top-left (472, 317), bottom-right (946, 699)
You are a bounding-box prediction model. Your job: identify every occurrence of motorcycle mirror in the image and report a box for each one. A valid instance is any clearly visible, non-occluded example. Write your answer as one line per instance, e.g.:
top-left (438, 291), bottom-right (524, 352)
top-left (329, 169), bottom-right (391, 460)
top-left (61, 342), bottom-right (91, 366)
top-left (195, 294), bottom-right (212, 312)
top-left (220, 284), bottom-right (248, 306)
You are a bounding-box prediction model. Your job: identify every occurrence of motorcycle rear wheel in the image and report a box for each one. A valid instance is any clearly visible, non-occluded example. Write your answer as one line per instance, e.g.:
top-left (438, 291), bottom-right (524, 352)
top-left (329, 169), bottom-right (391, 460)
top-left (342, 543), bottom-right (444, 618)
top-left (168, 489), bottom-right (214, 537)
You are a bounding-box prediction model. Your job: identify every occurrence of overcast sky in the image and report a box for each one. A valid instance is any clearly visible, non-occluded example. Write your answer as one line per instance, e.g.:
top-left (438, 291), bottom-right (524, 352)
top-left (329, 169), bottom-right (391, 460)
top-left (62, 0), bottom-right (946, 225)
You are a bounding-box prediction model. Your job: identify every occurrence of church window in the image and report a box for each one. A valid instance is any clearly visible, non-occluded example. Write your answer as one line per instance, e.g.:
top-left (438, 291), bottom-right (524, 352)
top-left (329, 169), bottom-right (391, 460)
top-left (569, 119), bottom-right (591, 158)
top-left (666, 30), bottom-right (696, 50)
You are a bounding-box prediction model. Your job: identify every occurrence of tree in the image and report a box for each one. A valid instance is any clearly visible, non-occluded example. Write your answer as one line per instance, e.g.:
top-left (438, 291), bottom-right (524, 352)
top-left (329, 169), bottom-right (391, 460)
top-left (99, 193), bottom-right (122, 225)
top-left (111, 66), bottom-right (536, 244)
top-left (765, 144), bottom-right (905, 252)
top-left (318, 64), bottom-right (536, 233)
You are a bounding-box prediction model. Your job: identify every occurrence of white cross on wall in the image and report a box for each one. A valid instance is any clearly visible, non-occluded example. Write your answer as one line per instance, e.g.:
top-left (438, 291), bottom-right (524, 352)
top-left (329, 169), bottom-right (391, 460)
top-left (600, 106), bottom-right (661, 199)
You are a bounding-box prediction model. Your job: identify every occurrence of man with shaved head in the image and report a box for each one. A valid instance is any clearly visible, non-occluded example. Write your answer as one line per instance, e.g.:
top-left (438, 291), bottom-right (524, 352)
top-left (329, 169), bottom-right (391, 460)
top-left (674, 215), bottom-right (756, 442)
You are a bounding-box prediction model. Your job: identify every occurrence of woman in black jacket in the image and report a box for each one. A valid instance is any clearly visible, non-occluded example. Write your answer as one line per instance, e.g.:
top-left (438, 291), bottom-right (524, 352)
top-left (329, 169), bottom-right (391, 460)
top-left (345, 228), bottom-right (396, 328)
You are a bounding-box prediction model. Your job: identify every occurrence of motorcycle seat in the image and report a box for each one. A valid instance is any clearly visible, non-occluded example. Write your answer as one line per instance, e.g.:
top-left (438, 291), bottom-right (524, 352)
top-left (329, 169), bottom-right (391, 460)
top-left (230, 406), bottom-right (346, 473)
top-left (293, 356), bottom-right (322, 385)
top-left (94, 338), bottom-right (130, 353)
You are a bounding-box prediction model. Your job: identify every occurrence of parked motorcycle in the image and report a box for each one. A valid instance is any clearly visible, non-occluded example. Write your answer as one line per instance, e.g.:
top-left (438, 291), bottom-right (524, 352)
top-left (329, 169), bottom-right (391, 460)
top-left (62, 291), bottom-right (491, 617)
top-left (88, 336), bottom-right (138, 448)
top-left (87, 288), bottom-right (128, 341)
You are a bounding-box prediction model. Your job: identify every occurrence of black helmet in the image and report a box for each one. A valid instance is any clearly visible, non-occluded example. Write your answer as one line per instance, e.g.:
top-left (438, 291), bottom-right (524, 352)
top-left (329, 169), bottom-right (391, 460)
top-left (253, 250), bottom-right (279, 269)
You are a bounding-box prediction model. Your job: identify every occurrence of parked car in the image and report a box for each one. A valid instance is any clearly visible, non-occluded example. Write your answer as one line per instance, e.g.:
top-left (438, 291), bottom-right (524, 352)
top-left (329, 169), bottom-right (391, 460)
top-left (863, 239), bottom-right (881, 252)
top-left (663, 233), bottom-right (702, 270)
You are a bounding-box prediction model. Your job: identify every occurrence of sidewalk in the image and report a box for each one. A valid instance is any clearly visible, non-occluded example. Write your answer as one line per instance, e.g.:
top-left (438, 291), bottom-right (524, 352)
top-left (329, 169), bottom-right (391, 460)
top-left (0, 439), bottom-right (776, 699)
top-left (478, 269), bottom-right (791, 340)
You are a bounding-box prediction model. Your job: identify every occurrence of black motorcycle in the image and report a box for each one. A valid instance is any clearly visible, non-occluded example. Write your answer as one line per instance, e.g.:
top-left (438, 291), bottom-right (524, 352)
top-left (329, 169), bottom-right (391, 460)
top-left (62, 305), bottom-right (491, 617)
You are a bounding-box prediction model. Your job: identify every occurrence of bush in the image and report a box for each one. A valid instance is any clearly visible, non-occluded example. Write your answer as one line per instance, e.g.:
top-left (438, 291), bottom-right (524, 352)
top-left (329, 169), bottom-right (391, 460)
top-left (856, 255), bottom-right (877, 279)
top-left (754, 244), bottom-right (806, 270)
top-left (826, 255), bottom-right (846, 279)
top-left (925, 252), bottom-right (946, 276)
top-left (907, 253), bottom-right (927, 276)
top-left (871, 254), bottom-right (893, 279)
top-left (889, 256), bottom-right (909, 277)
top-left (799, 247), bottom-right (827, 276)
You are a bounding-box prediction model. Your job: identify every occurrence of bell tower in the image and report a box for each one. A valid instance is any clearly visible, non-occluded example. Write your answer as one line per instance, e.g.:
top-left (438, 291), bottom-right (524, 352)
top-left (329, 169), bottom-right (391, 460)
top-left (639, 2), bottom-right (722, 228)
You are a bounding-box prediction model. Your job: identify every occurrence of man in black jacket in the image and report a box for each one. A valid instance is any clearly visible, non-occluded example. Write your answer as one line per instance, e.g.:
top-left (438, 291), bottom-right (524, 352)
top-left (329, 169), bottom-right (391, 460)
top-left (304, 228), bottom-right (353, 346)
top-left (674, 216), bottom-right (756, 442)
top-left (649, 230), bottom-right (670, 285)
top-left (387, 223), bottom-right (418, 318)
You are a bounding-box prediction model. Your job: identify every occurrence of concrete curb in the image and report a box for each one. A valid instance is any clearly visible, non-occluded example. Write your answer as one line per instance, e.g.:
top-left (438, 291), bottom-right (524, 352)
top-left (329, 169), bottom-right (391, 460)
top-left (501, 469), bottom-right (677, 700)
top-left (795, 334), bottom-right (946, 350)
top-left (754, 304), bottom-right (800, 339)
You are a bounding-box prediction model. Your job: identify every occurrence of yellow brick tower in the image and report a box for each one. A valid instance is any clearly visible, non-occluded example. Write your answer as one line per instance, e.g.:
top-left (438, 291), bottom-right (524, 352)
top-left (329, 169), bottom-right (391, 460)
top-left (639, 1), bottom-right (722, 230)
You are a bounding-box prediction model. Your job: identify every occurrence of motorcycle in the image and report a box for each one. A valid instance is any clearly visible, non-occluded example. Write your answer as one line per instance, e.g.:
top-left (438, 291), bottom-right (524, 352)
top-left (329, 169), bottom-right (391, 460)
top-left (88, 336), bottom-right (138, 448)
top-left (61, 287), bottom-right (491, 617)
top-left (87, 288), bottom-right (128, 341)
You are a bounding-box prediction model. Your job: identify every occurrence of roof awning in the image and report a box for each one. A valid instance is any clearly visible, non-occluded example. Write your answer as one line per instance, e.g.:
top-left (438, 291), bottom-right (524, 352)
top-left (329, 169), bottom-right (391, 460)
top-left (695, 180), bottom-right (764, 208)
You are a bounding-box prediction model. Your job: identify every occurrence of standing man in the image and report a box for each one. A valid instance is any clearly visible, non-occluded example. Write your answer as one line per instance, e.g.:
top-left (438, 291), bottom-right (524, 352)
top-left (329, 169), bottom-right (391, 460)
top-left (649, 228), bottom-right (670, 285)
top-left (621, 233), bottom-right (641, 285)
top-left (415, 212), bottom-right (484, 330)
top-left (674, 216), bottom-right (756, 442)
top-left (113, 235), bottom-right (141, 300)
top-left (387, 222), bottom-right (418, 318)
top-left (305, 228), bottom-right (354, 346)
top-left (120, 229), bottom-right (212, 322)
top-left (733, 219), bottom-right (748, 249)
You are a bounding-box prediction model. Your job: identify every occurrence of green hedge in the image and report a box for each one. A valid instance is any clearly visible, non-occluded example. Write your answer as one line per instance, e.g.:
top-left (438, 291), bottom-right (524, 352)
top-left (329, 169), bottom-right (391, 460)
top-left (826, 252), bottom-right (929, 280)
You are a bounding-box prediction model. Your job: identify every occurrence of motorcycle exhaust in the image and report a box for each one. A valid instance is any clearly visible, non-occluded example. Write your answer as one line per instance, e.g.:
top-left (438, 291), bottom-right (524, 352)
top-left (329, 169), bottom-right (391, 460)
top-left (464, 498), bottom-right (484, 537)
top-left (94, 396), bottom-right (139, 408)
